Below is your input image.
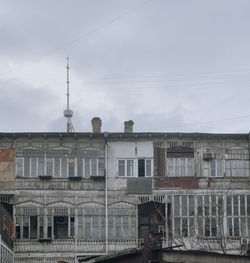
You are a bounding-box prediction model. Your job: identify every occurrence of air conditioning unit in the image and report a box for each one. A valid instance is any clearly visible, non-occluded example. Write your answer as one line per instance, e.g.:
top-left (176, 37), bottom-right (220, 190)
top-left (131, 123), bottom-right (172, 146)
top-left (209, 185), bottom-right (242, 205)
top-left (203, 152), bottom-right (214, 160)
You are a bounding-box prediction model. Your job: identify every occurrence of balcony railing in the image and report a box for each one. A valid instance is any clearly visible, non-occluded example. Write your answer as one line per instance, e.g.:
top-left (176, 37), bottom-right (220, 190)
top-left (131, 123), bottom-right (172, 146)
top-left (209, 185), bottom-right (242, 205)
top-left (14, 239), bottom-right (143, 253)
top-left (15, 178), bottom-right (105, 190)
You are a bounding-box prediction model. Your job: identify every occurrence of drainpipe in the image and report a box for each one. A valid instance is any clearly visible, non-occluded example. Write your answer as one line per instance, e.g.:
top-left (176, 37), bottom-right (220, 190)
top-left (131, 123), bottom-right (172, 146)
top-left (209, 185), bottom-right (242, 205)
top-left (104, 132), bottom-right (109, 254)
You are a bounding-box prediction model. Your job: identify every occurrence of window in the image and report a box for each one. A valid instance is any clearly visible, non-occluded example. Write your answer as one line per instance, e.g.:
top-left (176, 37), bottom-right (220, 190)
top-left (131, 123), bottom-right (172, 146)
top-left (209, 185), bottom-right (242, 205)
top-left (39, 217), bottom-right (44, 238)
top-left (15, 217), bottom-right (21, 239)
top-left (117, 159), bottom-right (153, 177)
top-left (167, 158), bottom-right (194, 177)
top-left (15, 158), bottom-right (24, 177)
top-left (15, 151), bottom-right (105, 178)
top-left (23, 216), bottom-right (29, 239)
top-left (173, 195), bottom-right (195, 238)
top-left (30, 216), bottom-right (38, 239)
top-left (47, 216), bottom-right (52, 238)
top-left (138, 159), bottom-right (152, 177)
top-left (225, 160), bottom-right (249, 177)
top-left (70, 217), bottom-right (75, 237)
top-left (210, 160), bottom-right (223, 177)
top-left (68, 158), bottom-right (75, 177)
top-left (83, 158), bottom-right (104, 177)
top-left (46, 158), bottom-right (53, 177)
top-left (118, 160), bottom-right (134, 177)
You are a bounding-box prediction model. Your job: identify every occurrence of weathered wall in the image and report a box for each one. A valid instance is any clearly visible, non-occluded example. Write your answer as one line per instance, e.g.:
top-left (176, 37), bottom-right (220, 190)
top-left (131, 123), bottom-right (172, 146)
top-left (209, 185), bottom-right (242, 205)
top-left (0, 148), bottom-right (15, 189)
top-left (107, 141), bottom-right (153, 191)
top-left (162, 250), bottom-right (250, 263)
top-left (155, 177), bottom-right (199, 189)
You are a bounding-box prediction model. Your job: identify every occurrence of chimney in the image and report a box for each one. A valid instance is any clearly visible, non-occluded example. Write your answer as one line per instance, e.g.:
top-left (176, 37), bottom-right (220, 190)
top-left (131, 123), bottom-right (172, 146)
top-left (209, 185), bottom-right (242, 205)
top-left (91, 117), bottom-right (102, 133)
top-left (124, 120), bottom-right (134, 133)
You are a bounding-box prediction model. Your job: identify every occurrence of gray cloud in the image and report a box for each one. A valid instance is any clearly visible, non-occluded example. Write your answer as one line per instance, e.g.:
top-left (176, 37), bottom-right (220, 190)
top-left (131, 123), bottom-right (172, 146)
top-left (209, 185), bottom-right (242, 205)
top-left (1, 0), bottom-right (250, 133)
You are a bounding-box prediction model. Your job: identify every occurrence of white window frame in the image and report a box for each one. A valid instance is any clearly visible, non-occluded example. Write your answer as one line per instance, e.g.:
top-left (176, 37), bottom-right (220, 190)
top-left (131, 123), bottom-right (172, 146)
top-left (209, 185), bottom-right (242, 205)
top-left (117, 158), bottom-right (153, 177)
top-left (210, 159), bottom-right (224, 178)
top-left (117, 159), bottom-right (135, 177)
top-left (167, 158), bottom-right (194, 177)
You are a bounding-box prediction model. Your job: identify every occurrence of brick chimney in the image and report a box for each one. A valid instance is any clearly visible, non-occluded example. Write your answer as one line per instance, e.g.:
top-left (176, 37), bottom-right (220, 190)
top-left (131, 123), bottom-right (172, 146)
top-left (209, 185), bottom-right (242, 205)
top-left (124, 120), bottom-right (134, 133)
top-left (91, 117), bottom-right (102, 133)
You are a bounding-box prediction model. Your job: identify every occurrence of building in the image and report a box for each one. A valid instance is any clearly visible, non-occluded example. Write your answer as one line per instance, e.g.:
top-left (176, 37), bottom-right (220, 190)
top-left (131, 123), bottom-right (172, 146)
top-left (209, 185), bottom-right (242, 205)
top-left (0, 118), bottom-right (250, 263)
top-left (0, 149), bottom-right (14, 263)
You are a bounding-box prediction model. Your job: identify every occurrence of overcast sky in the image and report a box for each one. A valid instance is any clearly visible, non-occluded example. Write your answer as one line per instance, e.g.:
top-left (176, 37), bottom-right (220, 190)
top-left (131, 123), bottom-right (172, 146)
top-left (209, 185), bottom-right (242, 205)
top-left (1, 0), bottom-right (250, 133)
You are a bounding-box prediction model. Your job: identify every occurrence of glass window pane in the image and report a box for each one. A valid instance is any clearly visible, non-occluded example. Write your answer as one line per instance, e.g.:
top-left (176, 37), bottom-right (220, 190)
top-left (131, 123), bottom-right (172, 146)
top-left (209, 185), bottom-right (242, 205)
top-left (146, 160), bottom-right (151, 177)
top-left (85, 159), bottom-right (90, 178)
top-left (47, 216), bottom-right (52, 238)
top-left (68, 158), bottom-right (75, 177)
top-left (205, 217), bottom-right (210, 237)
top-left (182, 196), bottom-right (187, 216)
top-left (61, 158), bottom-right (67, 178)
top-left (54, 158), bottom-right (60, 177)
top-left (77, 158), bottom-right (83, 177)
top-left (123, 216), bottom-right (129, 239)
top-left (100, 216), bottom-right (105, 240)
top-left (85, 217), bottom-right (91, 240)
top-left (174, 196), bottom-right (180, 217)
top-left (31, 158), bottom-right (37, 177)
top-left (93, 217), bottom-right (98, 239)
top-left (118, 160), bottom-right (125, 177)
top-left (78, 216), bottom-right (83, 239)
top-left (116, 216), bottom-right (122, 239)
top-left (211, 160), bottom-right (215, 177)
top-left (91, 159), bottom-right (97, 176)
top-left (217, 160), bottom-right (223, 177)
top-left (127, 160), bottom-right (134, 177)
top-left (98, 158), bottom-right (105, 176)
top-left (23, 216), bottom-right (29, 239)
top-left (16, 158), bottom-right (24, 177)
top-left (189, 196), bottom-right (195, 216)
top-left (46, 158), bottom-right (53, 176)
top-left (168, 159), bottom-right (174, 176)
top-left (174, 218), bottom-right (180, 237)
top-left (38, 157), bottom-right (44, 176)
top-left (187, 159), bottom-right (194, 176)
top-left (211, 217), bottom-right (217, 237)
top-left (24, 158), bottom-right (30, 177)
top-left (182, 218), bottom-right (188, 237)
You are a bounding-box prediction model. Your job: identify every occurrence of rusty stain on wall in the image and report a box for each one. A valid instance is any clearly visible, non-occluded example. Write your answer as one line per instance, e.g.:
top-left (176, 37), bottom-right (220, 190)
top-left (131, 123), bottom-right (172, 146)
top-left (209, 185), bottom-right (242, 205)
top-left (0, 149), bottom-right (15, 189)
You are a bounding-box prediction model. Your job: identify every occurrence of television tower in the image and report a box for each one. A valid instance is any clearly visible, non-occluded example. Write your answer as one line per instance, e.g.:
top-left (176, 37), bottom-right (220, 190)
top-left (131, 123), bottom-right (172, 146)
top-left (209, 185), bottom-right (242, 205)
top-left (63, 57), bottom-right (74, 132)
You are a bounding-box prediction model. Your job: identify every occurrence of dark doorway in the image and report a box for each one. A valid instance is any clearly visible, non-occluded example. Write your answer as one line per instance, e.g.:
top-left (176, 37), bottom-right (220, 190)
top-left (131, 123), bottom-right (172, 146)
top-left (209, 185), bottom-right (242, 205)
top-left (54, 216), bottom-right (68, 239)
top-left (138, 201), bottom-right (165, 239)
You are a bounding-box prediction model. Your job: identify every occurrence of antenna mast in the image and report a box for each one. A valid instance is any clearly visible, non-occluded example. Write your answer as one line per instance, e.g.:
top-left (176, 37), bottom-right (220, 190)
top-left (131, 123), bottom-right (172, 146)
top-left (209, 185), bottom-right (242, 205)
top-left (63, 57), bottom-right (74, 132)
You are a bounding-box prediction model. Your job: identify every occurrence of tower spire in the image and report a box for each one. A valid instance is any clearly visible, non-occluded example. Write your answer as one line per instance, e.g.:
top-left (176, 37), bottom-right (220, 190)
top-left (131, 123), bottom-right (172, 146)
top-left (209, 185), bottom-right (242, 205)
top-left (63, 57), bottom-right (74, 132)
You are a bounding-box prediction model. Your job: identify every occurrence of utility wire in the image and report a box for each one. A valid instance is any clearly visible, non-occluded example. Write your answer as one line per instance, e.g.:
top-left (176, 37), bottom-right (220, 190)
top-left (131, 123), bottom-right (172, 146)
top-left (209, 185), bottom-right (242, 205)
top-left (0, 0), bottom-right (152, 77)
top-left (139, 114), bottom-right (250, 131)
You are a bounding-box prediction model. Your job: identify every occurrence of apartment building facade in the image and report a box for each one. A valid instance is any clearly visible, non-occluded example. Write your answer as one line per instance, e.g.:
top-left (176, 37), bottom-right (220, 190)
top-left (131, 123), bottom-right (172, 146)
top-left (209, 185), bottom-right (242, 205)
top-left (0, 118), bottom-right (250, 262)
